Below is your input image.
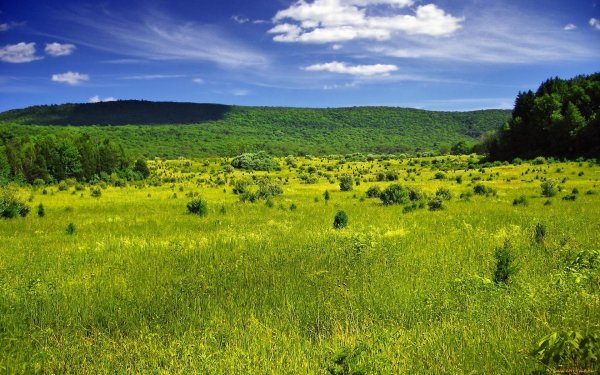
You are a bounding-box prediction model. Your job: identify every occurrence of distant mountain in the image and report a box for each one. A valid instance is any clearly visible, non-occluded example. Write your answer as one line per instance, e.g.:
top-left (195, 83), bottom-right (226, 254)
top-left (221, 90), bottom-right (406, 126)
top-left (0, 100), bottom-right (511, 157)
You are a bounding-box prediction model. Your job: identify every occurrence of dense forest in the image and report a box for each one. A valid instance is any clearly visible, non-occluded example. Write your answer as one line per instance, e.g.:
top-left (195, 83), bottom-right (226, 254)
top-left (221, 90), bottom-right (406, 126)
top-left (0, 102), bottom-right (510, 158)
top-left (487, 73), bottom-right (600, 160)
top-left (0, 133), bottom-right (149, 184)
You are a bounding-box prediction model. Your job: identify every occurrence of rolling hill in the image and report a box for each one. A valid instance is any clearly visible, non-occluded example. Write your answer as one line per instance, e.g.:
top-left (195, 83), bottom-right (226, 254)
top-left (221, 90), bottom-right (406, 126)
top-left (0, 101), bottom-right (511, 158)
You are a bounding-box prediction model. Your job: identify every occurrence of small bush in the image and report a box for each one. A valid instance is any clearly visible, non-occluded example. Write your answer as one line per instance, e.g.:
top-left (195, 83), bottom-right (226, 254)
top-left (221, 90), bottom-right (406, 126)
top-left (365, 185), bottom-right (381, 198)
top-left (434, 172), bottom-right (446, 180)
top-left (435, 187), bottom-right (452, 201)
top-left (339, 175), bottom-right (353, 191)
top-left (428, 198), bottom-right (444, 211)
top-left (380, 184), bottom-right (409, 205)
top-left (473, 183), bottom-right (496, 196)
top-left (90, 187), bottom-right (102, 198)
top-left (540, 179), bottom-right (558, 197)
top-left (493, 241), bottom-right (516, 284)
top-left (333, 211), bottom-right (348, 229)
top-left (37, 203), bottom-right (45, 217)
top-left (65, 223), bottom-right (76, 235)
top-left (513, 195), bottom-right (528, 206)
top-left (0, 187), bottom-right (30, 219)
top-left (531, 331), bottom-right (600, 370)
top-left (187, 198), bottom-right (208, 216)
top-left (58, 181), bottom-right (69, 191)
top-left (324, 190), bottom-right (331, 201)
top-left (562, 194), bottom-right (577, 201)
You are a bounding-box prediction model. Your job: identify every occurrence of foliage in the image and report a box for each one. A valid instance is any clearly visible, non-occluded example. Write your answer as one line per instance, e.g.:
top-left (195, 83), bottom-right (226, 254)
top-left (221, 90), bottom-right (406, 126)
top-left (435, 187), bottom-right (453, 201)
top-left (0, 133), bottom-right (142, 184)
top-left (230, 151), bottom-right (278, 171)
top-left (65, 222), bottom-right (76, 235)
top-left (339, 175), bottom-right (354, 192)
top-left (0, 186), bottom-right (29, 218)
top-left (427, 198), bottom-right (444, 211)
top-left (531, 331), bottom-right (600, 369)
top-left (0, 101), bottom-right (511, 158)
top-left (333, 210), bottom-right (348, 229)
top-left (37, 203), bottom-right (44, 217)
top-left (493, 241), bottom-right (517, 284)
top-left (541, 179), bottom-right (558, 197)
top-left (186, 198), bottom-right (208, 216)
top-left (512, 195), bottom-right (528, 206)
top-left (379, 184), bottom-right (409, 205)
top-left (473, 183), bottom-right (496, 196)
top-left (365, 185), bottom-right (381, 198)
top-left (487, 73), bottom-right (600, 160)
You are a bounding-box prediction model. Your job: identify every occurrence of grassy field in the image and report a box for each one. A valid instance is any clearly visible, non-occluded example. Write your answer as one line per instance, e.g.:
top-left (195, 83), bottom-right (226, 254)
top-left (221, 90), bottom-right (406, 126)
top-left (1, 155), bottom-right (599, 373)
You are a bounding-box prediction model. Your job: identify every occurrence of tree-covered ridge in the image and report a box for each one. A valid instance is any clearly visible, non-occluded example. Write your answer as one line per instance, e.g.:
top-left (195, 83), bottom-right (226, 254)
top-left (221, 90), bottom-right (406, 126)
top-left (488, 73), bottom-right (600, 160)
top-left (0, 133), bottom-right (149, 184)
top-left (0, 102), bottom-right (510, 158)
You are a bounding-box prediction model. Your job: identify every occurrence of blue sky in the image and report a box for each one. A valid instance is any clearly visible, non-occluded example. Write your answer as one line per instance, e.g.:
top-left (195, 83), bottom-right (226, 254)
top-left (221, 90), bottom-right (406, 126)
top-left (1, 0), bottom-right (599, 112)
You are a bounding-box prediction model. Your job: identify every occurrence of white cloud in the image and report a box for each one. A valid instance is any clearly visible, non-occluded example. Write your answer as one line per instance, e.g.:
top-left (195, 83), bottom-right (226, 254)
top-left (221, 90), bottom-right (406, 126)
top-left (232, 89), bottom-right (249, 96)
top-left (89, 96), bottom-right (117, 103)
top-left (332, 44), bottom-right (343, 50)
top-left (45, 42), bottom-right (76, 56)
top-left (52, 71), bottom-right (89, 85)
top-left (563, 23), bottom-right (577, 31)
top-left (192, 78), bottom-right (205, 84)
top-left (304, 61), bottom-right (397, 76)
top-left (269, 0), bottom-right (463, 44)
top-left (64, 9), bottom-right (268, 68)
top-left (591, 18), bottom-right (600, 30)
top-left (232, 15), bottom-right (249, 24)
top-left (0, 22), bottom-right (24, 32)
top-left (0, 42), bottom-right (42, 63)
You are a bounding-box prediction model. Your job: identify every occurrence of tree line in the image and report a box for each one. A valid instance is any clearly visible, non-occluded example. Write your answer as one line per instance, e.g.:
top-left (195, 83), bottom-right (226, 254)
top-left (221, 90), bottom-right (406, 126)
top-left (485, 73), bottom-right (600, 160)
top-left (0, 133), bottom-right (149, 184)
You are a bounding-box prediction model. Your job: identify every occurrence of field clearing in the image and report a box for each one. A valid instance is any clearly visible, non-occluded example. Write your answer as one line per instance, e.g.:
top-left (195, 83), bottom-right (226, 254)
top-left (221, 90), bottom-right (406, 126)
top-left (1, 156), bottom-right (599, 373)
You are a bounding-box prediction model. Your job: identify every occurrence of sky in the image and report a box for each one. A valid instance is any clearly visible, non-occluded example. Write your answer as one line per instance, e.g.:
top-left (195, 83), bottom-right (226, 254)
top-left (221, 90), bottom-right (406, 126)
top-left (0, 0), bottom-right (599, 112)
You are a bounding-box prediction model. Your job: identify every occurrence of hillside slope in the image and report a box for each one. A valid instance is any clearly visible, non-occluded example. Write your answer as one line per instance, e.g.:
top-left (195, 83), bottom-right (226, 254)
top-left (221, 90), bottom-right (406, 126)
top-left (0, 101), bottom-right (511, 158)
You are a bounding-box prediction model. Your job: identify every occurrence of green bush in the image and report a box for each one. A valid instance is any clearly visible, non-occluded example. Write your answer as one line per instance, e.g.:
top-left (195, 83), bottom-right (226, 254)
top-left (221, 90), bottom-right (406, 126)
top-left (0, 187), bottom-right (30, 219)
top-left (493, 241), bottom-right (516, 284)
top-left (427, 198), bottom-right (444, 211)
top-left (37, 203), bottom-right (45, 217)
top-left (473, 183), bottom-right (496, 196)
top-left (533, 222), bottom-right (547, 244)
top-left (65, 222), bottom-right (76, 235)
top-left (90, 187), bottom-right (102, 198)
top-left (231, 152), bottom-right (278, 171)
top-left (512, 195), bottom-right (528, 206)
top-left (540, 179), bottom-right (558, 197)
top-left (435, 187), bottom-right (452, 201)
top-left (187, 198), bottom-right (208, 216)
top-left (333, 211), bottom-right (348, 229)
top-left (365, 186), bottom-right (381, 198)
top-left (339, 175), bottom-right (354, 192)
top-left (531, 331), bottom-right (600, 370)
top-left (379, 184), bottom-right (409, 205)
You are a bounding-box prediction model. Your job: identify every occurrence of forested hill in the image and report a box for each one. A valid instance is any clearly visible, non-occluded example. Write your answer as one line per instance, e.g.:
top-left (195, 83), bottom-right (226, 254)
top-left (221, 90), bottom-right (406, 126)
top-left (0, 101), bottom-right (511, 158)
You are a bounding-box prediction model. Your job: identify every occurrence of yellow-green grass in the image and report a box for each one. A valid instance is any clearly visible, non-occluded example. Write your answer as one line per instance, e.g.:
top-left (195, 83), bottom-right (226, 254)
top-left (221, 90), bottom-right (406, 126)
top-left (1, 156), bottom-right (598, 373)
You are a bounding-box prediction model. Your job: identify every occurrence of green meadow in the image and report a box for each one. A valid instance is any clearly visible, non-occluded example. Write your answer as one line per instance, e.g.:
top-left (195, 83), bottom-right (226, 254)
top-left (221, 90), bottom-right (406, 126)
top-left (1, 155), bottom-right (599, 373)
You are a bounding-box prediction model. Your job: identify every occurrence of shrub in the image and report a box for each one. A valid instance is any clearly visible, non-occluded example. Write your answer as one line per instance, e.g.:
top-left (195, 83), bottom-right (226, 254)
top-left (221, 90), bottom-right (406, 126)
top-left (455, 175), bottom-right (463, 184)
top-left (562, 194), bottom-right (577, 201)
top-left (428, 198), bottom-right (444, 211)
top-left (531, 331), bottom-right (600, 370)
top-left (58, 181), bottom-right (69, 191)
top-left (232, 178), bottom-right (251, 195)
top-left (37, 203), bottom-right (45, 217)
top-left (339, 175), bottom-right (353, 191)
top-left (65, 222), bottom-right (76, 235)
top-left (540, 179), bottom-right (558, 197)
top-left (324, 190), bottom-right (331, 201)
top-left (493, 241), bottom-right (516, 284)
top-left (513, 195), bottom-right (528, 206)
top-left (532, 156), bottom-right (546, 165)
top-left (379, 184), bottom-right (409, 205)
top-left (0, 187), bottom-right (30, 219)
top-left (90, 187), bottom-right (102, 198)
top-left (533, 222), bottom-right (546, 244)
top-left (473, 183), bottom-right (496, 196)
top-left (365, 186), bottom-right (381, 198)
top-left (434, 171), bottom-right (446, 180)
top-left (230, 152), bottom-right (278, 171)
top-left (435, 187), bottom-right (452, 201)
top-left (187, 198), bottom-right (208, 216)
top-left (333, 211), bottom-right (348, 229)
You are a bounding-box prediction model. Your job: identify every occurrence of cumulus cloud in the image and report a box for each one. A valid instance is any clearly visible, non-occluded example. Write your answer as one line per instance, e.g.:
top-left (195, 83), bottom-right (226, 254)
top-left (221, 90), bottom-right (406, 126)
top-left (304, 61), bottom-right (397, 76)
top-left (192, 78), bottom-right (205, 84)
top-left (591, 18), bottom-right (600, 30)
top-left (232, 89), bottom-right (249, 96)
top-left (269, 0), bottom-right (463, 44)
top-left (0, 42), bottom-right (42, 63)
top-left (52, 71), bottom-right (89, 85)
top-left (45, 42), bottom-right (76, 56)
top-left (563, 23), bottom-right (577, 31)
top-left (89, 96), bottom-right (117, 103)
top-left (0, 22), bottom-right (24, 32)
